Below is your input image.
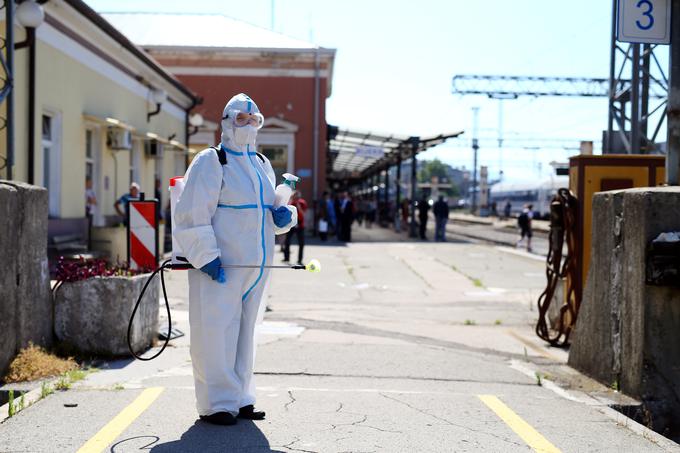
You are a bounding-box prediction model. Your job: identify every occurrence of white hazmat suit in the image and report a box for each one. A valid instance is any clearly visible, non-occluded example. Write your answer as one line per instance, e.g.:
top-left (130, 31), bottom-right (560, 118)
top-left (174, 93), bottom-right (296, 417)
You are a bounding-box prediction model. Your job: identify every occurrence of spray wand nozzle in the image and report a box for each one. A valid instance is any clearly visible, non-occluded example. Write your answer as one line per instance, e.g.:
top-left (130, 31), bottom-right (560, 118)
top-left (282, 173), bottom-right (300, 190)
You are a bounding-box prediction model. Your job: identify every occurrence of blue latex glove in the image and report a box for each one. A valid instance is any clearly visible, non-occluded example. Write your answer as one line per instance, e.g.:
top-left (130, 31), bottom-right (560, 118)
top-left (271, 206), bottom-right (292, 228)
top-left (200, 257), bottom-right (226, 283)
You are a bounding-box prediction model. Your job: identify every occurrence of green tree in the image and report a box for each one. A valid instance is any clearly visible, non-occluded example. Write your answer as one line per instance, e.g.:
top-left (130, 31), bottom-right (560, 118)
top-left (418, 159), bottom-right (460, 197)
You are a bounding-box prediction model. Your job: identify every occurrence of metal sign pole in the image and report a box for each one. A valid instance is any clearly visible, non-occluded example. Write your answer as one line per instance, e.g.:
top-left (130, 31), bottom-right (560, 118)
top-left (668, 0), bottom-right (680, 184)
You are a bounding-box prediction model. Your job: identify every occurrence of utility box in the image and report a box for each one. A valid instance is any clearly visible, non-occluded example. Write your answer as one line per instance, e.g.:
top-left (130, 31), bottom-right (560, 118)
top-left (569, 154), bottom-right (665, 300)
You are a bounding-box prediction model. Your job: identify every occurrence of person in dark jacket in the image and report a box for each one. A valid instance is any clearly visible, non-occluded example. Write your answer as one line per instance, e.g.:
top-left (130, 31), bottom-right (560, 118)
top-left (337, 191), bottom-right (354, 242)
top-left (433, 195), bottom-right (450, 242)
top-left (417, 195), bottom-right (430, 240)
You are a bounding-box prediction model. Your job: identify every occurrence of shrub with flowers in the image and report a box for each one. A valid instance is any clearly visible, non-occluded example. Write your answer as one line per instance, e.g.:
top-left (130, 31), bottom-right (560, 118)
top-left (52, 257), bottom-right (151, 296)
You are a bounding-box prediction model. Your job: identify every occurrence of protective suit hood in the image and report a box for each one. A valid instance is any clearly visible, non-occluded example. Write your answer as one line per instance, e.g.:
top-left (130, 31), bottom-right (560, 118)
top-left (221, 93), bottom-right (262, 150)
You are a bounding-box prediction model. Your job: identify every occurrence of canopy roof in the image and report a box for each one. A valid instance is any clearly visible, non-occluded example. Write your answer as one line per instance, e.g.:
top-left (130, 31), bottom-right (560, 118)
top-left (327, 126), bottom-right (464, 181)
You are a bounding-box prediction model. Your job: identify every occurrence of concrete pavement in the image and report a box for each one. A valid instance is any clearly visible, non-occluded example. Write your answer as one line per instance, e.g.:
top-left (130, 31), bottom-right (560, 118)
top-left (0, 225), bottom-right (677, 452)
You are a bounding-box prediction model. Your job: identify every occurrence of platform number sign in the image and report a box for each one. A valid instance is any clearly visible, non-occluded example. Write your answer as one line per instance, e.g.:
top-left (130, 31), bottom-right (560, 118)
top-left (617, 0), bottom-right (671, 44)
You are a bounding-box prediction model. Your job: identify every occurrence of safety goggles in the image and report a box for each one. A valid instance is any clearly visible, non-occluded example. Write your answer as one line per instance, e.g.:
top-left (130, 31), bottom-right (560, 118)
top-left (224, 110), bottom-right (264, 129)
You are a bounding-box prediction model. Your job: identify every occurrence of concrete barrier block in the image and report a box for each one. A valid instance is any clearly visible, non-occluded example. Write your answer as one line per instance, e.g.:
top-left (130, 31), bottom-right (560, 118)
top-left (0, 183), bottom-right (19, 377)
top-left (0, 181), bottom-right (50, 377)
top-left (569, 187), bottom-right (680, 435)
top-left (569, 190), bottom-right (625, 386)
top-left (54, 274), bottom-right (159, 356)
top-left (9, 181), bottom-right (51, 349)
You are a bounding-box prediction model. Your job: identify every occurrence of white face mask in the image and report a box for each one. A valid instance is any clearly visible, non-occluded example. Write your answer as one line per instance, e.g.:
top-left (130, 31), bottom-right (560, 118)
top-left (233, 125), bottom-right (258, 147)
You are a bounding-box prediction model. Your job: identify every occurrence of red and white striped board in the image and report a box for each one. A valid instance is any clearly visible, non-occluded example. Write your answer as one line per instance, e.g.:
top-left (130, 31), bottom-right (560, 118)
top-left (127, 200), bottom-right (158, 270)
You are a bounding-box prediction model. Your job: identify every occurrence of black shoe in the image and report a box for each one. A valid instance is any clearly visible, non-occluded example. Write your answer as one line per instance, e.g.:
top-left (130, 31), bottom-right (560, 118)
top-left (238, 405), bottom-right (266, 420)
top-left (199, 412), bottom-right (237, 426)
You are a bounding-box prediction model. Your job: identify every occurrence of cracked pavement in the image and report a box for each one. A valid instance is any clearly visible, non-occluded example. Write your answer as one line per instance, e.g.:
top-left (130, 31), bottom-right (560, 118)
top-left (0, 225), bottom-right (677, 452)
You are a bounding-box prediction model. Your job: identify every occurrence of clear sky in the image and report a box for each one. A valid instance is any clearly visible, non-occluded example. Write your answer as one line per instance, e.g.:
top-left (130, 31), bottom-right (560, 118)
top-left (86, 0), bottom-right (662, 182)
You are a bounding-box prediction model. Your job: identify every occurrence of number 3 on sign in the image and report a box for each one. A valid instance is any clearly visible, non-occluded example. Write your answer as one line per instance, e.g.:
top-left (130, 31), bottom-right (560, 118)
top-left (636, 0), bottom-right (655, 30)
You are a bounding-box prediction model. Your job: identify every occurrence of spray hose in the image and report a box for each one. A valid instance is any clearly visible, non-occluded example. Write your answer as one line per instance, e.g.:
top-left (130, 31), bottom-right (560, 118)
top-left (128, 259), bottom-right (174, 361)
top-left (128, 258), bottom-right (321, 361)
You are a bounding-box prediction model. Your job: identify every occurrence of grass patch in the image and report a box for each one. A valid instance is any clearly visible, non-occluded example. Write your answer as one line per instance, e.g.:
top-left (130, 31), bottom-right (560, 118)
top-left (7, 390), bottom-right (15, 417)
top-left (464, 319), bottom-right (477, 326)
top-left (535, 372), bottom-right (543, 386)
top-left (54, 376), bottom-right (71, 391)
top-left (40, 382), bottom-right (54, 399)
top-left (4, 343), bottom-right (78, 383)
top-left (448, 264), bottom-right (485, 288)
top-left (494, 319), bottom-right (503, 325)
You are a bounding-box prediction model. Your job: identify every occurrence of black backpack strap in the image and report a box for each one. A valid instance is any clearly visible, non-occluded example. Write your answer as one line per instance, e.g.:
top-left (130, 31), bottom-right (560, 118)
top-left (211, 146), bottom-right (227, 165)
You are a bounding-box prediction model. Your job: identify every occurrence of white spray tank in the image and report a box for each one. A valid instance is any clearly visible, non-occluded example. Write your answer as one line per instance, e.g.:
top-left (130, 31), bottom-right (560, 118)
top-left (274, 173), bottom-right (300, 208)
top-left (168, 176), bottom-right (187, 266)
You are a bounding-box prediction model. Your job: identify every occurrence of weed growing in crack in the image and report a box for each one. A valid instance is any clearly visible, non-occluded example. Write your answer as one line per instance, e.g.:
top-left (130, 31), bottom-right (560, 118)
top-left (40, 382), bottom-right (54, 399)
top-left (7, 390), bottom-right (15, 417)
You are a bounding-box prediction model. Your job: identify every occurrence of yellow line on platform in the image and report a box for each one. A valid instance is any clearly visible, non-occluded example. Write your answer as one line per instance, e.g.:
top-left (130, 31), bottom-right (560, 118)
top-left (478, 395), bottom-right (561, 453)
top-left (76, 387), bottom-right (164, 453)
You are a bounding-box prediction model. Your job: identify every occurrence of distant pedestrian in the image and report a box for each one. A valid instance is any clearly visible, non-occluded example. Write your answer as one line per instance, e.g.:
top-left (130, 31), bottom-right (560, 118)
top-left (114, 182), bottom-right (140, 226)
top-left (433, 195), bottom-right (449, 242)
top-left (85, 178), bottom-right (97, 220)
top-left (401, 198), bottom-right (410, 230)
top-left (504, 200), bottom-right (512, 219)
top-left (283, 191), bottom-right (308, 265)
top-left (516, 203), bottom-right (534, 252)
top-left (365, 198), bottom-right (377, 229)
top-left (324, 191), bottom-right (337, 237)
top-left (337, 191), bottom-right (354, 242)
top-left (417, 195), bottom-right (430, 240)
top-left (318, 193), bottom-right (329, 242)
top-left (154, 178), bottom-right (163, 222)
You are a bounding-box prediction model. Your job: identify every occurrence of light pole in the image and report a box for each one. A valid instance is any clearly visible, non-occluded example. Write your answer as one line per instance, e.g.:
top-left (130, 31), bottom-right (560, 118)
top-left (15, 0), bottom-right (45, 184)
top-left (471, 107), bottom-right (480, 214)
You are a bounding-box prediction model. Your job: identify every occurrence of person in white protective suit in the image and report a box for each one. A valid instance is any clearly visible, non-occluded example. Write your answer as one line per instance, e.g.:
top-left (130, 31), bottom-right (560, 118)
top-left (173, 93), bottom-right (297, 426)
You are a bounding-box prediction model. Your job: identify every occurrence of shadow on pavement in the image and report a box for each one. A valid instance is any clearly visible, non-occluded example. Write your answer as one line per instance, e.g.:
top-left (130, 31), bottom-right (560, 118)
top-left (113, 420), bottom-right (282, 452)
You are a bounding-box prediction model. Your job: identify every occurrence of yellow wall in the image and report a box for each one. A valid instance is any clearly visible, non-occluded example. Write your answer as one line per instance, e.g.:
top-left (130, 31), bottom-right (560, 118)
top-left (1, 22), bottom-right (188, 221)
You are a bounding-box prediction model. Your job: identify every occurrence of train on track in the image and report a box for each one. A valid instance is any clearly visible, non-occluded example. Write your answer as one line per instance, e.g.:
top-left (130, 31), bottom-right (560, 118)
top-left (489, 176), bottom-right (569, 219)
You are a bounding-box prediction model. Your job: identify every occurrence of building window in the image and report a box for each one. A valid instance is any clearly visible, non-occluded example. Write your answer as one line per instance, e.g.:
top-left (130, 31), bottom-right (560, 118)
top-left (42, 114), bottom-right (52, 189)
top-left (42, 112), bottom-right (61, 217)
top-left (259, 145), bottom-right (288, 183)
top-left (85, 129), bottom-right (94, 182)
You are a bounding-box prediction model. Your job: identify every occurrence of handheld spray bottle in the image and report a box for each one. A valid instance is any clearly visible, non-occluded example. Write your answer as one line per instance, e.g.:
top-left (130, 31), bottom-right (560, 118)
top-left (274, 173), bottom-right (300, 208)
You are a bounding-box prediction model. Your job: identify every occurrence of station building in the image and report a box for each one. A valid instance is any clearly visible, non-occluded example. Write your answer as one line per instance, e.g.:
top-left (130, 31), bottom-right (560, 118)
top-left (103, 12), bottom-right (336, 217)
top-left (0, 0), bottom-right (198, 258)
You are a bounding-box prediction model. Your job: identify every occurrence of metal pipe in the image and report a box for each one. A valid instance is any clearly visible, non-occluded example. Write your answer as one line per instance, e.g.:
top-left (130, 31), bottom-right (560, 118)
top-left (6, 0), bottom-right (15, 180)
top-left (631, 44), bottom-right (641, 154)
top-left (395, 155), bottom-right (401, 231)
top-left (409, 137), bottom-right (419, 238)
top-left (383, 166), bottom-right (389, 225)
top-left (641, 43), bottom-right (651, 151)
top-left (27, 28), bottom-right (35, 184)
top-left (312, 47), bottom-right (320, 213)
top-left (667, 0), bottom-right (680, 184)
top-left (606, 0), bottom-right (617, 154)
top-left (471, 107), bottom-right (480, 213)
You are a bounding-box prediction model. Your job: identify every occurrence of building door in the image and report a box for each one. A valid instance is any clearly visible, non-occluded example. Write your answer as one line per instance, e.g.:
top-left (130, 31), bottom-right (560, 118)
top-left (42, 112), bottom-right (61, 217)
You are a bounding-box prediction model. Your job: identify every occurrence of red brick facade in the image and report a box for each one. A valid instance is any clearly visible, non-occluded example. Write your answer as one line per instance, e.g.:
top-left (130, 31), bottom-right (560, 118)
top-left (177, 74), bottom-right (329, 202)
